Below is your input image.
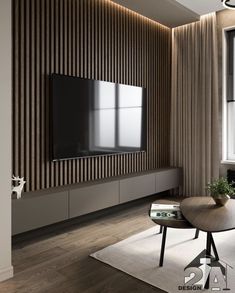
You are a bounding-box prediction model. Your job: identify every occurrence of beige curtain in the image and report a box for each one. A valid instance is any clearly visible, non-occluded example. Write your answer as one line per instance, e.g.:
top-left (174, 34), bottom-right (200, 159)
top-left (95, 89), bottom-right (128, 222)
top-left (171, 13), bottom-right (219, 196)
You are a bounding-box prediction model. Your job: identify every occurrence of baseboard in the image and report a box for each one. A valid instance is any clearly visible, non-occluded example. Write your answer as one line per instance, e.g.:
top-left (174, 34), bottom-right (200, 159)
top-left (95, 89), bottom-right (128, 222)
top-left (0, 266), bottom-right (13, 282)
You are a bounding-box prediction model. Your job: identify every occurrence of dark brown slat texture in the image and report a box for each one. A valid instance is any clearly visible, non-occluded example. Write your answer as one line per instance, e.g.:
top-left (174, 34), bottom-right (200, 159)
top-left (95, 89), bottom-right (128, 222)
top-left (13, 0), bottom-right (171, 192)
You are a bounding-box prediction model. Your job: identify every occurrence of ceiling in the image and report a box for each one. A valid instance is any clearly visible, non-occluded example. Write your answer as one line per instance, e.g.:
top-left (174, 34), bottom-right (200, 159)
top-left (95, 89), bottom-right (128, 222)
top-left (111, 0), bottom-right (225, 28)
top-left (175, 0), bottom-right (224, 15)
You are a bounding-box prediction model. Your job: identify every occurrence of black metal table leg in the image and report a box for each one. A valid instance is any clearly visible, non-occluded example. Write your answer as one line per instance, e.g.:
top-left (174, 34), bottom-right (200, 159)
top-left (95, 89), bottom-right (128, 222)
top-left (206, 232), bottom-right (212, 255)
top-left (194, 229), bottom-right (200, 239)
top-left (205, 232), bottom-right (212, 289)
top-left (159, 226), bottom-right (167, 267)
top-left (159, 225), bottom-right (163, 234)
top-left (211, 234), bottom-right (219, 261)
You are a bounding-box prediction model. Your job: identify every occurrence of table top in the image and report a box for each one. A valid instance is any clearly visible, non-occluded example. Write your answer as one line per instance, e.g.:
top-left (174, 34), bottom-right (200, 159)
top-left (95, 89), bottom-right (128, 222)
top-left (181, 197), bottom-right (235, 233)
top-left (150, 200), bottom-right (193, 229)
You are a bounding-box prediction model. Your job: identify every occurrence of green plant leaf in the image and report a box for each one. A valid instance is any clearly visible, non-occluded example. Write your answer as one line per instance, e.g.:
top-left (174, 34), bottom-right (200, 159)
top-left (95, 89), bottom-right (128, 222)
top-left (207, 177), bottom-right (235, 197)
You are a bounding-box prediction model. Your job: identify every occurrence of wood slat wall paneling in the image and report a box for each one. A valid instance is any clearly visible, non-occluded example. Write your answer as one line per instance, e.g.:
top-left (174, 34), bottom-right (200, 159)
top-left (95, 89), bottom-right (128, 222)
top-left (13, 0), bottom-right (171, 192)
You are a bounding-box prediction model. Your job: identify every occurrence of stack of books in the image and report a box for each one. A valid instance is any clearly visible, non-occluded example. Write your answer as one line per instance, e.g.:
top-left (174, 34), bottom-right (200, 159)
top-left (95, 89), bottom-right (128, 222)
top-left (150, 203), bottom-right (184, 221)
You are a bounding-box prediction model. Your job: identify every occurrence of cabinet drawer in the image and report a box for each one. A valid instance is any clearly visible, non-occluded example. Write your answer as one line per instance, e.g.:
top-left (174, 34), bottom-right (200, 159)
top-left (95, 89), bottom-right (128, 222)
top-left (120, 174), bottom-right (155, 203)
top-left (155, 168), bottom-right (181, 193)
top-left (69, 181), bottom-right (119, 218)
top-left (12, 191), bottom-right (68, 235)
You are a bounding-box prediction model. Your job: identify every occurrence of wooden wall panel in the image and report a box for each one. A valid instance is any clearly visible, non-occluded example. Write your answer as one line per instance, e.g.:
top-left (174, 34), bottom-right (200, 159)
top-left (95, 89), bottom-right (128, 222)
top-left (12, 0), bottom-right (171, 192)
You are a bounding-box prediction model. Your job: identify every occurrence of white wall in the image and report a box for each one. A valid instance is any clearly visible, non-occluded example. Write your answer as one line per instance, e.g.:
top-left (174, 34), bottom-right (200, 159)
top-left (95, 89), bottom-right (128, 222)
top-left (0, 0), bottom-right (13, 282)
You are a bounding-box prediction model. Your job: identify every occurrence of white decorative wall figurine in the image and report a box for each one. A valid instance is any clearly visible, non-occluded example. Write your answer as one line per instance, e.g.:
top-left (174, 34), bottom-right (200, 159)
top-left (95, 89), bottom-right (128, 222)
top-left (12, 175), bottom-right (26, 199)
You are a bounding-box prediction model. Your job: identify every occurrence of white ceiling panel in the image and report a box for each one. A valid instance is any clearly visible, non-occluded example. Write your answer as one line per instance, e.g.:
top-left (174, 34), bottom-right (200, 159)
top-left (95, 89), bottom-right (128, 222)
top-left (111, 0), bottom-right (226, 28)
top-left (175, 0), bottom-right (224, 15)
top-left (111, 0), bottom-right (200, 28)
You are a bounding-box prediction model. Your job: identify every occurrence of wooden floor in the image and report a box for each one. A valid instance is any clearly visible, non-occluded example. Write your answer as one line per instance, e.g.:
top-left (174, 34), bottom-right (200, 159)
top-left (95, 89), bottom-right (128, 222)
top-left (0, 194), bottom-right (177, 293)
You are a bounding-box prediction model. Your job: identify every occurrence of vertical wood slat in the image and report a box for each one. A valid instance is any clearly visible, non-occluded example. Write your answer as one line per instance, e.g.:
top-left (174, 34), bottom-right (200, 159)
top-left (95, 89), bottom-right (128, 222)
top-left (13, 0), bottom-right (19, 180)
top-left (25, 0), bottom-right (30, 190)
top-left (12, 0), bottom-right (171, 192)
top-left (30, 0), bottom-right (36, 190)
top-left (19, 0), bottom-right (25, 184)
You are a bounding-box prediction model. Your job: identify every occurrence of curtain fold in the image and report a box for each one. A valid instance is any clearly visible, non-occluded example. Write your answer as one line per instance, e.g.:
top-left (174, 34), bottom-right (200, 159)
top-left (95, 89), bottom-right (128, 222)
top-left (171, 13), bottom-right (219, 196)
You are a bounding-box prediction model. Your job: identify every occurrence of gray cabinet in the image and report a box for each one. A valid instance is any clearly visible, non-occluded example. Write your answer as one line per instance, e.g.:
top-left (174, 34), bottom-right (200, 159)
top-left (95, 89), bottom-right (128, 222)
top-left (12, 168), bottom-right (182, 235)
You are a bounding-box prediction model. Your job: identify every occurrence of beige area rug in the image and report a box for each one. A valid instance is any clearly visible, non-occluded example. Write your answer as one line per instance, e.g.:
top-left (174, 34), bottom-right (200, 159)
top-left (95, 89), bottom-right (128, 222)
top-left (91, 226), bottom-right (235, 293)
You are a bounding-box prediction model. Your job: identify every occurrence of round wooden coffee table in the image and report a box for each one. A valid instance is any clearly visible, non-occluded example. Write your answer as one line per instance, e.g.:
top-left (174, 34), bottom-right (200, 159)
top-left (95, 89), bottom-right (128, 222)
top-left (181, 197), bottom-right (235, 288)
top-left (150, 200), bottom-right (193, 229)
top-left (150, 200), bottom-right (197, 266)
top-left (180, 197), bottom-right (235, 232)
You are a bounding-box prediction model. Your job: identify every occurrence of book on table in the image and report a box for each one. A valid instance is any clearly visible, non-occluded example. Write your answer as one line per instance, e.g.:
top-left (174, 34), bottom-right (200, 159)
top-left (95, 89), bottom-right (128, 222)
top-left (150, 203), bottom-right (184, 221)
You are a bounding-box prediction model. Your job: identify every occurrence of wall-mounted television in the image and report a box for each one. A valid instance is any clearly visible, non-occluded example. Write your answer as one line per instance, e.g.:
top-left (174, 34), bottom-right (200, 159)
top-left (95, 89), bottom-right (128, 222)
top-left (51, 74), bottom-right (147, 160)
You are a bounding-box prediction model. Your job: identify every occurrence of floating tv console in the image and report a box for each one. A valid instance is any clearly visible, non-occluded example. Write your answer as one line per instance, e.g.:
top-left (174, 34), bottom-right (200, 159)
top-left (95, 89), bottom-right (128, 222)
top-left (12, 168), bottom-right (182, 235)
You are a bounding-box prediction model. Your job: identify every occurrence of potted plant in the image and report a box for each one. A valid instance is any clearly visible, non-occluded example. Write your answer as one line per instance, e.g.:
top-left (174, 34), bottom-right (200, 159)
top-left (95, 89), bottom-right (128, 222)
top-left (207, 177), bottom-right (235, 206)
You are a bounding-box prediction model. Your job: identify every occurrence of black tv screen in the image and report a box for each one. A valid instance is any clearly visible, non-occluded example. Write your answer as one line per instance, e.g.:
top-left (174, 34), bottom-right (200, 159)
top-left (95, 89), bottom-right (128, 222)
top-left (51, 74), bottom-right (147, 160)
